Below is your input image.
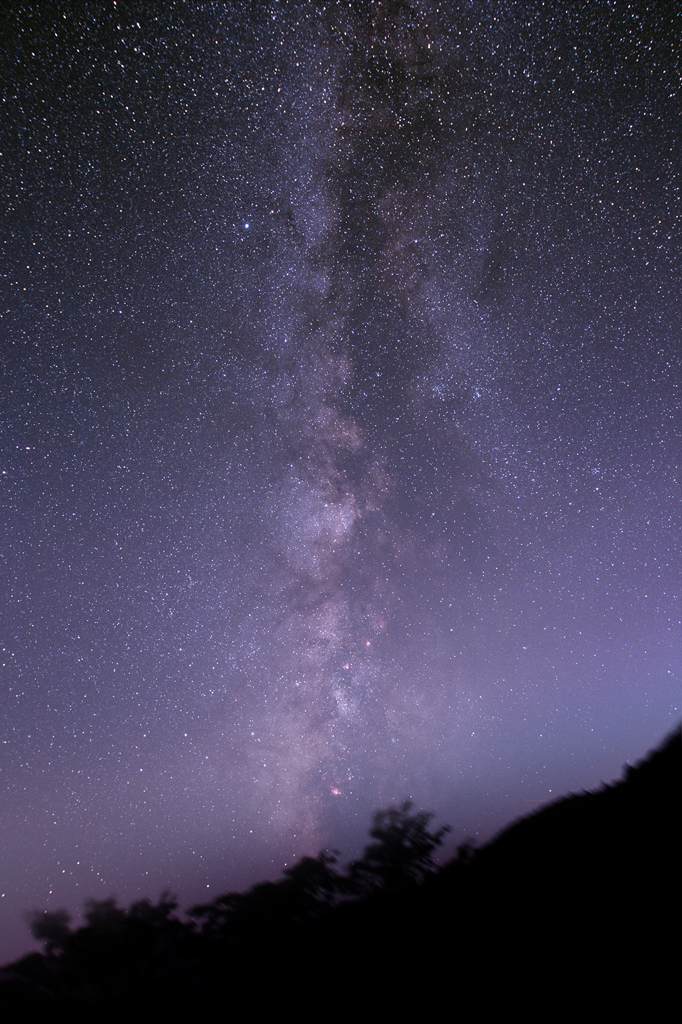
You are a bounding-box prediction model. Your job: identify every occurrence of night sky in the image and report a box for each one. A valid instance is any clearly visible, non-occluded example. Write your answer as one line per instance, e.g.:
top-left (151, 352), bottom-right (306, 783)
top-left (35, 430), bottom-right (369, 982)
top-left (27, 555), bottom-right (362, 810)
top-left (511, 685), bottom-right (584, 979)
top-left (1, 1), bottom-right (679, 963)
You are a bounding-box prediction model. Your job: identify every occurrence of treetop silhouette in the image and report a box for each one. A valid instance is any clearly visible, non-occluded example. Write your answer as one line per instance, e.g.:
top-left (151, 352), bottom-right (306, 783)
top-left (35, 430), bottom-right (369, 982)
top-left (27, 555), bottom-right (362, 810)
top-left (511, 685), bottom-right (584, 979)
top-left (348, 800), bottom-right (450, 894)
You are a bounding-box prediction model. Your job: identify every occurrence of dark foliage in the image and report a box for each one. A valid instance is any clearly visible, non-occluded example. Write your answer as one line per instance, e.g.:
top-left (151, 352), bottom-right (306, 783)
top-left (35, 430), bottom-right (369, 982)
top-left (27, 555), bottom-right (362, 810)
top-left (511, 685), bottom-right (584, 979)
top-left (347, 800), bottom-right (450, 894)
top-left (1, 728), bottom-right (678, 1016)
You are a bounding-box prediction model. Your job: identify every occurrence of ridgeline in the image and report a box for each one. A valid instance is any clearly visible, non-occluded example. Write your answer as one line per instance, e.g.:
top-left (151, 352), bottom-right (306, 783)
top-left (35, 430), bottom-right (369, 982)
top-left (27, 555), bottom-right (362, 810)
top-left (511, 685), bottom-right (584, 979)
top-left (1, 727), bottom-right (678, 1017)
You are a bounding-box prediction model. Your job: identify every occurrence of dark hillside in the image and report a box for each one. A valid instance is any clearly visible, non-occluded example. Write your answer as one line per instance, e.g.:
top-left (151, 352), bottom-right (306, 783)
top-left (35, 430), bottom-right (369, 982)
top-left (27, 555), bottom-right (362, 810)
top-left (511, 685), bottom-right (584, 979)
top-left (426, 726), bottom-right (680, 1014)
top-left (1, 728), bottom-right (678, 1016)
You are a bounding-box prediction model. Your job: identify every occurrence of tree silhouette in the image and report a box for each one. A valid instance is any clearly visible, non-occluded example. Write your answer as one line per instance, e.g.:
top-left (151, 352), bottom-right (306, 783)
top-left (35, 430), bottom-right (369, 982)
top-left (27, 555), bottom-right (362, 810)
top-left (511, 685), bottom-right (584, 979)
top-left (128, 892), bottom-right (180, 929)
top-left (26, 908), bottom-right (71, 954)
top-left (282, 849), bottom-right (342, 910)
top-left (83, 897), bottom-right (127, 933)
top-left (348, 800), bottom-right (450, 895)
top-left (5, 730), bottom-right (678, 1015)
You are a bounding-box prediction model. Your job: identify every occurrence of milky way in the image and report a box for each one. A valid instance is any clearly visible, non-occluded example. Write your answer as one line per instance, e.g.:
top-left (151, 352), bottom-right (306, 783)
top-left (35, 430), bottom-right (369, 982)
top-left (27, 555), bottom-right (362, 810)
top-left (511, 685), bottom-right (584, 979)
top-left (1, 1), bottom-right (679, 963)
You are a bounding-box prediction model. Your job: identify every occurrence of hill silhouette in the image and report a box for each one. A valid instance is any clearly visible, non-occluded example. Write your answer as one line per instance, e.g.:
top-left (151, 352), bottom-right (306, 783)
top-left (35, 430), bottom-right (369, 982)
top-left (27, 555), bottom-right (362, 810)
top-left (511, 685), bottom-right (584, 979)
top-left (1, 727), bottom-right (678, 1016)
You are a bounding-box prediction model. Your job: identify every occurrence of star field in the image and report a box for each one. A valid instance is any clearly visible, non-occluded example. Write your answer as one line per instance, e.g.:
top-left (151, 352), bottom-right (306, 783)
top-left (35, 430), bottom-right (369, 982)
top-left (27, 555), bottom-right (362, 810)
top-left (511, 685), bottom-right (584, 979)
top-left (0, 1), bottom-right (679, 963)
